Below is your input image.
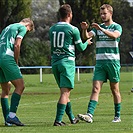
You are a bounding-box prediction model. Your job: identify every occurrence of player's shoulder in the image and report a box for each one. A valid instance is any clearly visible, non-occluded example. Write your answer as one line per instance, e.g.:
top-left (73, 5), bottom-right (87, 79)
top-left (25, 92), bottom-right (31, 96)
top-left (100, 22), bottom-right (121, 27)
top-left (10, 23), bottom-right (22, 27)
top-left (10, 23), bottom-right (26, 31)
top-left (68, 23), bottom-right (77, 29)
top-left (112, 22), bottom-right (122, 31)
top-left (49, 22), bottom-right (63, 31)
top-left (67, 23), bottom-right (79, 34)
top-left (59, 22), bottom-right (78, 29)
top-left (112, 22), bottom-right (121, 27)
top-left (50, 22), bottom-right (78, 31)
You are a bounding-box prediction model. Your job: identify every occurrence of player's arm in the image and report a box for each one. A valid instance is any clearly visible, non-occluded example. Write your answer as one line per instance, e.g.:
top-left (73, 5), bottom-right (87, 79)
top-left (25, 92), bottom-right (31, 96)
top-left (81, 22), bottom-right (94, 39)
top-left (76, 38), bottom-right (92, 51)
top-left (92, 23), bottom-right (121, 39)
top-left (14, 26), bottom-right (27, 64)
top-left (73, 27), bottom-right (92, 51)
top-left (14, 38), bottom-right (22, 64)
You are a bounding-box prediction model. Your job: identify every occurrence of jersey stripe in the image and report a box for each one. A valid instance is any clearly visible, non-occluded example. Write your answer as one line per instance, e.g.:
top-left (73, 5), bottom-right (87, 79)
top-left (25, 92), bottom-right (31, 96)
top-left (96, 47), bottom-right (119, 54)
top-left (96, 41), bottom-right (119, 48)
top-left (96, 53), bottom-right (120, 60)
top-left (91, 22), bottom-right (122, 63)
top-left (75, 39), bottom-right (82, 44)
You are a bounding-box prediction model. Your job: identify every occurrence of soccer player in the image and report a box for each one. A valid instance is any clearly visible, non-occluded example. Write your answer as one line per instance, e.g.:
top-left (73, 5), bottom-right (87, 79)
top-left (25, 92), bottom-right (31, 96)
top-left (49, 4), bottom-right (92, 126)
top-left (78, 4), bottom-right (122, 123)
top-left (0, 18), bottom-right (34, 126)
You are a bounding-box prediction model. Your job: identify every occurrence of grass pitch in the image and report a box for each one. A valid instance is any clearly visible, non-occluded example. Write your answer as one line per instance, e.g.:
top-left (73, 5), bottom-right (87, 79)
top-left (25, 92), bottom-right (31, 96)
top-left (0, 72), bottom-right (132, 133)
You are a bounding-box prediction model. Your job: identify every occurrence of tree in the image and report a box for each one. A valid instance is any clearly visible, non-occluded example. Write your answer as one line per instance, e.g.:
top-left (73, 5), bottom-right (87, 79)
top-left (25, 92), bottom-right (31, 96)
top-left (19, 36), bottom-right (51, 74)
top-left (112, 0), bottom-right (133, 64)
top-left (0, 0), bottom-right (32, 32)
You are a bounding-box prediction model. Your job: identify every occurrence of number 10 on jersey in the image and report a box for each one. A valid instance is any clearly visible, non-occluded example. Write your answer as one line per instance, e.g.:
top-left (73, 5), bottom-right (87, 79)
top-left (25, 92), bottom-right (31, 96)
top-left (52, 31), bottom-right (65, 48)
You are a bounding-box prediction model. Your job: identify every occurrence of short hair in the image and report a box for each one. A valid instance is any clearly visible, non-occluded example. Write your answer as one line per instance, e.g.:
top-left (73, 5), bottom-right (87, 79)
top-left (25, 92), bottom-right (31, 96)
top-left (20, 18), bottom-right (34, 31)
top-left (100, 4), bottom-right (113, 14)
top-left (59, 4), bottom-right (72, 19)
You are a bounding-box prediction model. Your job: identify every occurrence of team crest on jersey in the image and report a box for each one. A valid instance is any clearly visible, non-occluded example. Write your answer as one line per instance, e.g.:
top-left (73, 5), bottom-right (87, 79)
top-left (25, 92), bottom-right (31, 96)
top-left (53, 49), bottom-right (65, 56)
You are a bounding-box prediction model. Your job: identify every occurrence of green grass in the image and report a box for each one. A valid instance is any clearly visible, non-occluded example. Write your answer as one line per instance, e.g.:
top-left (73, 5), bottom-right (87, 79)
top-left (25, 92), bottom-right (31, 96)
top-left (0, 72), bottom-right (133, 133)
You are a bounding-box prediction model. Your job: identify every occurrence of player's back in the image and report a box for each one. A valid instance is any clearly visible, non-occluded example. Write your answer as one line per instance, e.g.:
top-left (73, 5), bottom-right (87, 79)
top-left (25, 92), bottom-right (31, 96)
top-left (49, 22), bottom-right (77, 65)
top-left (0, 23), bottom-right (26, 57)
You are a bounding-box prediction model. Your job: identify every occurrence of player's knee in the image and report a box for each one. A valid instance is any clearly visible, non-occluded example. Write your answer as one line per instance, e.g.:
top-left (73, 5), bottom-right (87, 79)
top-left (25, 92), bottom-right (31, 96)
top-left (92, 86), bottom-right (100, 94)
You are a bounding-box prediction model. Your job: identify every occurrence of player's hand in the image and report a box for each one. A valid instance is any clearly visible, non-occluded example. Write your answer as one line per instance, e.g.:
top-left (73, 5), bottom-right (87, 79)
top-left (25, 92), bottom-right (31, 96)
top-left (80, 22), bottom-right (89, 30)
top-left (91, 23), bottom-right (101, 30)
top-left (87, 38), bottom-right (92, 45)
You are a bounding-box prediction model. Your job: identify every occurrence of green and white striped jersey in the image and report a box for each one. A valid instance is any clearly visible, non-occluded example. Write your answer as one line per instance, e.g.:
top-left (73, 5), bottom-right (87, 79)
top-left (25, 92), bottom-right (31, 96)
top-left (91, 22), bottom-right (122, 64)
top-left (0, 23), bottom-right (27, 58)
top-left (49, 22), bottom-right (89, 65)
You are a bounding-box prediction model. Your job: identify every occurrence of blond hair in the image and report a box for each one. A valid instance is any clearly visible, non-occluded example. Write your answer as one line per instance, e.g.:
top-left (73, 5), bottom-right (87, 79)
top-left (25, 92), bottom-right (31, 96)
top-left (20, 18), bottom-right (34, 31)
top-left (100, 4), bottom-right (113, 14)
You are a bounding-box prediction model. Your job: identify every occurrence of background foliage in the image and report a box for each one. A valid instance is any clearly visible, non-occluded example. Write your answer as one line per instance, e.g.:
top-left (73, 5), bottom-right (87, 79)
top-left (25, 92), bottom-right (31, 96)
top-left (0, 0), bottom-right (32, 31)
top-left (0, 0), bottom-right (133, 73)
top-left (112, 0), bottom-right (133, 64)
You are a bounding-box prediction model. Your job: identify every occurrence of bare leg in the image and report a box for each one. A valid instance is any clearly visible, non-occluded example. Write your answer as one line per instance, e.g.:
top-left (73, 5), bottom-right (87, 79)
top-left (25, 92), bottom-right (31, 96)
top-left (1, 82), bottom-right (11, 124)
top-left (78, 81), bottom-right (103, 123)
top-left (90, 81), bottom-right (103, 101)
top-left (11, 78), bottom-right (25, 95)
top-left (59, 88), bottom-right (70, 104)
top-left (110, 82), bottom-right (121, 103)
top-left (1, 82), bottom-right (11, 98)
top-left (5, 79), bottom-right (25, 126)
top-left (54, 88), bottom-right (72, 125)
top-left (110, 82), bottom-right (121, 122)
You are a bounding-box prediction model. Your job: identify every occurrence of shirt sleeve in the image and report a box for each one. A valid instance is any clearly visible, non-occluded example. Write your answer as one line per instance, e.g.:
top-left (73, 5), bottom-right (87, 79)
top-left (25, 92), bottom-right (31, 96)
top-left (17, 26), bottom-right (27, 39)
top-left (73, 27), bottom-right (88, 51)
top-left (115, 24), bottom-right (122, 36)
top-left (90, 28), bottom-right (97, 37)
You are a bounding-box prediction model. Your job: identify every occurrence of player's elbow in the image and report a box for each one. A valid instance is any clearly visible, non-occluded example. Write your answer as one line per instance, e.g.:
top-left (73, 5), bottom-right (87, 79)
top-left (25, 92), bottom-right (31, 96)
top-left (77, 47), bottom-right (85, 52)
top-left (112, 32), bottom-right (121, 39)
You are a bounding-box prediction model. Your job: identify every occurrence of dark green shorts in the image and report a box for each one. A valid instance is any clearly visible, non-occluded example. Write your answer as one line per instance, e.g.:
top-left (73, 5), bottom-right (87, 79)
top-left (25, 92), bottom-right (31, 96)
top-left (93, 62), bottom-right (120, 82)
top-left (0, 55), bottom-right (22, 83)
top-left (52, 60), bottom-right (75, 89)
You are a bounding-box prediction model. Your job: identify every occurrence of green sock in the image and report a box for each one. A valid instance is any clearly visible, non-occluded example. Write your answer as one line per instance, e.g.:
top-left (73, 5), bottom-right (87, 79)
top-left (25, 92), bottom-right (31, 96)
top-left (10, 93), bottom-right (21, 113)
top-left (87, 100), bottom-right (98, 116)
top-left (65, 102), bottom-right (75, 121)
top-left (114, 103), bottom-right (121, 117)
top-left (1, 98), bottom-right (10, 121)
top-left (55, 103), bottom-right (66, 122)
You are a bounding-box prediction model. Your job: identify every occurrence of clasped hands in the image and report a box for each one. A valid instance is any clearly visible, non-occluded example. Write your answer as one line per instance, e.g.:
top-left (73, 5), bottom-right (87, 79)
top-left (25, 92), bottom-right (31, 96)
top-left (80, 22), bottom-right (101, 30)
